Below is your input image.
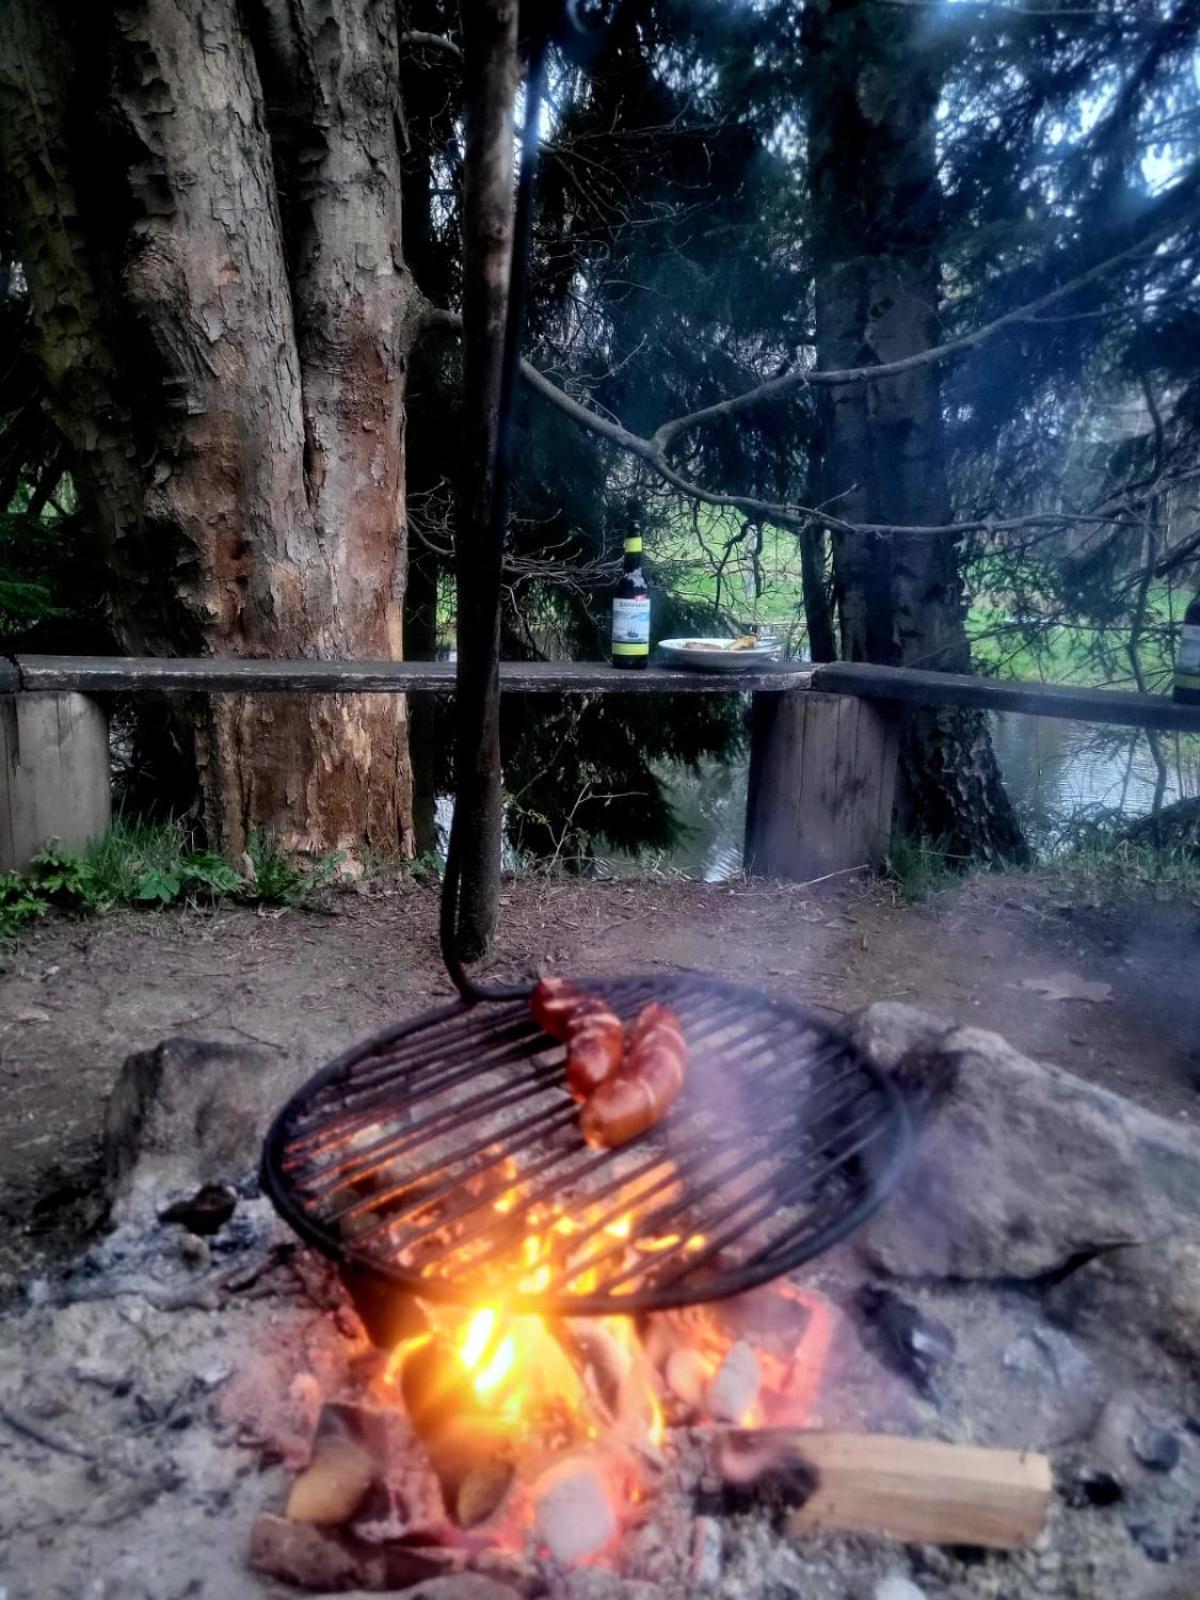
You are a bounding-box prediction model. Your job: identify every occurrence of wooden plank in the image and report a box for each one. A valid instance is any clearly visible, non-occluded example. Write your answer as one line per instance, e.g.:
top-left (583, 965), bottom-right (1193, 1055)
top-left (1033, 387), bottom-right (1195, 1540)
top-left (813, 659), bottom-right (1200, 733)
top-left (720, 1429), bottom-right (1050, 1550)
top-left (15, 655), bottom-right (813, 696)
top-left (744, 690), bottom-right (898, 880)
top-left (784, 1431), bottom-right (1051, 1549)
top-left (0, 692), bottom-right (112, 871)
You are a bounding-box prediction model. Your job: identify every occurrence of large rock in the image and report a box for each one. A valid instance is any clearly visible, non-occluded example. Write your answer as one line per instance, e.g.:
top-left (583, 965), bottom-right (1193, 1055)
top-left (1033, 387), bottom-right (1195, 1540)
top-left (1044, 1237), bottom-right (1200, 1378)
top-left (103, 1037), bottom-right (295, 1222)
top-left (846, 1006), bottom-right (1200, 1282)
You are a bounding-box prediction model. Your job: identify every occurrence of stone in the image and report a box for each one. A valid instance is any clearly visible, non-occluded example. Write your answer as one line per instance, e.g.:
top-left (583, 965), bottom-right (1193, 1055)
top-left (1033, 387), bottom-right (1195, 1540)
top-left (1128, 1517), bottom-right (1174, 1564)
top-left (1131, 1426), bottom-right (1181, 1474)
top-left (104, 1037), bottom-right (298, 1222)
top-left (842, 1002), bottom-right (956, 1075)
top-left (158, 1181), bottom-right (239, 1236)
top-left (691, 1515), bottom-right (722, 1585)
top-left (873, 1579), bottom-right (928, 1600)
top-left (853, 1286), bottom-right (954, 1398)
top-left (848, 1006), bottom-right (1200, 1281)
top-left (665, 1347), bottom-right (708, 1410)
top-left (1045, 1239), bottom-right (1200, 1378)
top-left (1000, 1326), bottom-right (1094, 1389)
top-left (1085, 1388), bottom-right (1140, 1483)
top-left (286, 1403), bottom-right (388, 1526)
top-left (706, 1341), bottom-right (761, 1424)
top-left (533, 1454), bottom-right (617, 1564)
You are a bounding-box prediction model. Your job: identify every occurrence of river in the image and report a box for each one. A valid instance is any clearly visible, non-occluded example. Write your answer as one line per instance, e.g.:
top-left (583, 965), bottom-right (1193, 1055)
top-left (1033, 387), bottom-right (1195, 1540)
top-left (636, 713), bottom-right (1200, 881)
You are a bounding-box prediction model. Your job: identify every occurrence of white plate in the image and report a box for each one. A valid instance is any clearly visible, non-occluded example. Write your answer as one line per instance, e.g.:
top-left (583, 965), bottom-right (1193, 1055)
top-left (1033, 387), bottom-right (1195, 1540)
top-left (658, 637), bottom-right (782, 672)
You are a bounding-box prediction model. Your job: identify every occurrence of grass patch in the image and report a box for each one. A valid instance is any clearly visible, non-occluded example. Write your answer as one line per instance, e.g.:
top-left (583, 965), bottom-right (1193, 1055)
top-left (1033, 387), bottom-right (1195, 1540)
top-left (0, 819), bottom-right (415, 939)
top-left (1030, 835), bottom-right (1200, 895)
top-left (879, 835), bottom-right (964, 902)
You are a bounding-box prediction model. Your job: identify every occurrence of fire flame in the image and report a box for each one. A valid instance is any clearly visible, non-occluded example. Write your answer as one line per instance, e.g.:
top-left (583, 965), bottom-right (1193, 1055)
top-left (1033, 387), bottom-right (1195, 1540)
top-left (379, 1161), bottom-right (836, 1510)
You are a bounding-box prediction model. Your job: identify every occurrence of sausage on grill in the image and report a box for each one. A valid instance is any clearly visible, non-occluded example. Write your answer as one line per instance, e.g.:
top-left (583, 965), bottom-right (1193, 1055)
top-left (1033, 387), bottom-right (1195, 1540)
top-left (580, 1001), bottom-right (687, 1149)
top-left (563, 997), bottom-right (625, 1101)
top-left (532, 980), bottom-right (625, 1099)
top-left (530, 976), bottom-right (586, 1041)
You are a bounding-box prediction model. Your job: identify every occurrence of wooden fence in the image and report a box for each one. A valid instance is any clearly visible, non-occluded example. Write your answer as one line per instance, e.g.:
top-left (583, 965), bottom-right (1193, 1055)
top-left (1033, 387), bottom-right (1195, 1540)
top-left (4, 653), bottom-right (1199, 875)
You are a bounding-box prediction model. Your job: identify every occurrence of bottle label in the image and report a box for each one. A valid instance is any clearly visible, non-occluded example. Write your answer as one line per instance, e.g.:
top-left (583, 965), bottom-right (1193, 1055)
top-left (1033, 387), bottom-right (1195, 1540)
top-left (612, 595), bottom-right (650, 657)
top-left (1177, 622), bottom-right (1200, 680)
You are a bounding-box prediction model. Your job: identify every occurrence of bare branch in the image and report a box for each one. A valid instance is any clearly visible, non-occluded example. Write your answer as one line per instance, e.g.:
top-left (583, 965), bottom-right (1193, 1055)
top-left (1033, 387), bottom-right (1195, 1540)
top-left (421, 182), bottom-right (1200, 541)
top-left (401, 30), bottom-right (463, 63)
top-left (649, 192), bottom-right (1200, 453)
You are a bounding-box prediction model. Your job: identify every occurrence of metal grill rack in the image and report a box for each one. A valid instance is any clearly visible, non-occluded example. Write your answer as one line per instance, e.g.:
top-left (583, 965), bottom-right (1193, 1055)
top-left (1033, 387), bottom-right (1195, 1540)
top-left (261, 973), bottom-right (911, 1316)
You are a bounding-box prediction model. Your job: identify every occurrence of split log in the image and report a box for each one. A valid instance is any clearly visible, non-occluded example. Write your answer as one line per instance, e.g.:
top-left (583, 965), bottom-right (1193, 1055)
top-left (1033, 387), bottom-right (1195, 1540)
top-left (247, 1513), bottom-right (465, 1592)
top-left (286, 1403), bottom-right (386, 1526)
top-left (399, 1338), bottom-right (516, 1528)
top-left (715, 1428), bottom-right (1051, 1550)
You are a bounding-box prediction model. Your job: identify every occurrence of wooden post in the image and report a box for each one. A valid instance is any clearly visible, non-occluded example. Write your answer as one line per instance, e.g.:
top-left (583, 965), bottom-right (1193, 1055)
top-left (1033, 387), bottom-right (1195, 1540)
top-left (0, 692), bottom-right (111, 870)
top-left (744, 689), bottom-right (898, 881)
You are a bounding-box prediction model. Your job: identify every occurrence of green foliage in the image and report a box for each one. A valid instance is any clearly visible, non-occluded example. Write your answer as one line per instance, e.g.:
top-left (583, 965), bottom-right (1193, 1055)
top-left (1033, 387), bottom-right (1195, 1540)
top-left (247, 831), bottom-right (344, 906)
top-left (0, 872), bottom-right (50, 938)
top-left (1032, 836), bottom-right (1200, 896)
top-left (133, 852), bottom-right (241, 906)
top-left (880, 835), bottom-right (962, 903)
top-left (0, 821), bottom-right (372, 940)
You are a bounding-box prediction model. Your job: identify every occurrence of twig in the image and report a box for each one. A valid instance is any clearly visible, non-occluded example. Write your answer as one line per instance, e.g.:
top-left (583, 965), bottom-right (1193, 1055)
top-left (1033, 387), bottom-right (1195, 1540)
top-left (0, 1400), bottom-right (95, 1462)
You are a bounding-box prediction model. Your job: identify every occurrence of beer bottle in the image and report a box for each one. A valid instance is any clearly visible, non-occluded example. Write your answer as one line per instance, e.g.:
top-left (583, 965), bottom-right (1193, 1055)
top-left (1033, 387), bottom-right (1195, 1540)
top-left (611, 511), bottom-right (650, 670)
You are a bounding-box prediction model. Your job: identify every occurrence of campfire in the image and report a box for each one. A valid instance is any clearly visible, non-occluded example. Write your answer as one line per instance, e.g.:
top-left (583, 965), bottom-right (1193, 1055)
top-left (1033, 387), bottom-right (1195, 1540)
top-left (239, 974), bottom-right (1066, 1587)
top-left (9, 1003), bottom-right (1200, 1599)
top-left (265, 1240), bottom-right (843, 1571)
top-left (243, 971), bottom-right (920, 1572)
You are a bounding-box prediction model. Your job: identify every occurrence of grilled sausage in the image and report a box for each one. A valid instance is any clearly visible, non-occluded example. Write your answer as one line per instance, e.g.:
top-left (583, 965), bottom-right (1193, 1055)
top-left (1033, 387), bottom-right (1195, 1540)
top-left (580, 1002), bottom-right (687, 1149)
top-left (564, 999), bottom-right (625, 1101)
top-left (532, 980), bottom-right (625, 1098)
top-left (531, 976), bottom-right (585, 1041)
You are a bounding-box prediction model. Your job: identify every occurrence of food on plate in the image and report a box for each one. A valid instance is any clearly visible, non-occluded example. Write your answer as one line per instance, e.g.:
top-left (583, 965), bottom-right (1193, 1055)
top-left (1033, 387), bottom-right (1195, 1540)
top-left (580, 1000), bottom-right (687, 1150)
top-left (679, 635), bottom-right (760, 652)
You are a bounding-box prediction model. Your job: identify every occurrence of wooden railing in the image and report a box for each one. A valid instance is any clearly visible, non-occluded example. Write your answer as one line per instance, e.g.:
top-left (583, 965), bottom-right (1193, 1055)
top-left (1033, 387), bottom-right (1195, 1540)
top-left (4, 652), bottom-right (1198, 876)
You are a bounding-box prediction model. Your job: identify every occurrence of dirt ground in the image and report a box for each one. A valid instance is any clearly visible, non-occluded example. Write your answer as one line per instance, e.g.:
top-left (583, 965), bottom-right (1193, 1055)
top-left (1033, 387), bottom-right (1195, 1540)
top-left (2, 869), bottom-right (1198, 1290)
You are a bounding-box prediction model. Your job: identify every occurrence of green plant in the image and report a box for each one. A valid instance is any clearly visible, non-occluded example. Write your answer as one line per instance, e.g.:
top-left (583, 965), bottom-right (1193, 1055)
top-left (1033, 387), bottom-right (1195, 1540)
top-left (0, 871), bottom-right (50, 938)
top-left (247, 831), bottom-right (344, 905)
top-left (1035, 836), bottom-right (1200, 895)
top-left (25, 842), bottom-right (105, 912)
top-left (406, 851), bottom-right (442, 887)
top-left (134, 850), bottom-right (241, 905)
top-left (880, 834), bottom-right (962, 903)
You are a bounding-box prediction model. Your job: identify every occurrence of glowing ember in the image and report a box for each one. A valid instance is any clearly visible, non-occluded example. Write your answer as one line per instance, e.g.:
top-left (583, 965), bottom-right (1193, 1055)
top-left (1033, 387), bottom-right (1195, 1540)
top-left (460, 1308), bottom-right (496, 1371)
top-left (474, 1335), bottom-right (517, 1398)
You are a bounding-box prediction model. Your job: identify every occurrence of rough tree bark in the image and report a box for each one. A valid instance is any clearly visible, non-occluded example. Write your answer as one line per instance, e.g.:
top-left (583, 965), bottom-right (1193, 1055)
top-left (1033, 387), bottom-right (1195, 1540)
top-left (0, 0), bottom-right (419, 855)
top-left (449, 0), bottom-right (518, 961)
top-left (804, 0), bottom-right (1027, 861)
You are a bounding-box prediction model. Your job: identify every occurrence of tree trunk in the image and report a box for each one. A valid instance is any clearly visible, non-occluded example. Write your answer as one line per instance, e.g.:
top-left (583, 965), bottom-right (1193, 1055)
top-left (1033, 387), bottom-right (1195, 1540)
top-left (449, 0), bottom-right (518, 961)
top-left (804, 0), bottom-right (1026, 862)
top-left (0, 0), bottom-right (418, 856)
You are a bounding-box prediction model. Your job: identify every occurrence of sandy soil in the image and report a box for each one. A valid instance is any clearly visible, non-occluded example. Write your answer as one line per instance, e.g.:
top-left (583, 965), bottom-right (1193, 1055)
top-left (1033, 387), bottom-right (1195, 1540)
top-left (2, 869), bottom-right (1197, 1287)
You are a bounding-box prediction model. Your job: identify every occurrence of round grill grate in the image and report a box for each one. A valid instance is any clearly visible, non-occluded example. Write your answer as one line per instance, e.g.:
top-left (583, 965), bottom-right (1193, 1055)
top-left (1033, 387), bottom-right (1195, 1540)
top-left (261, 973), bottom-right (911, 1316)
